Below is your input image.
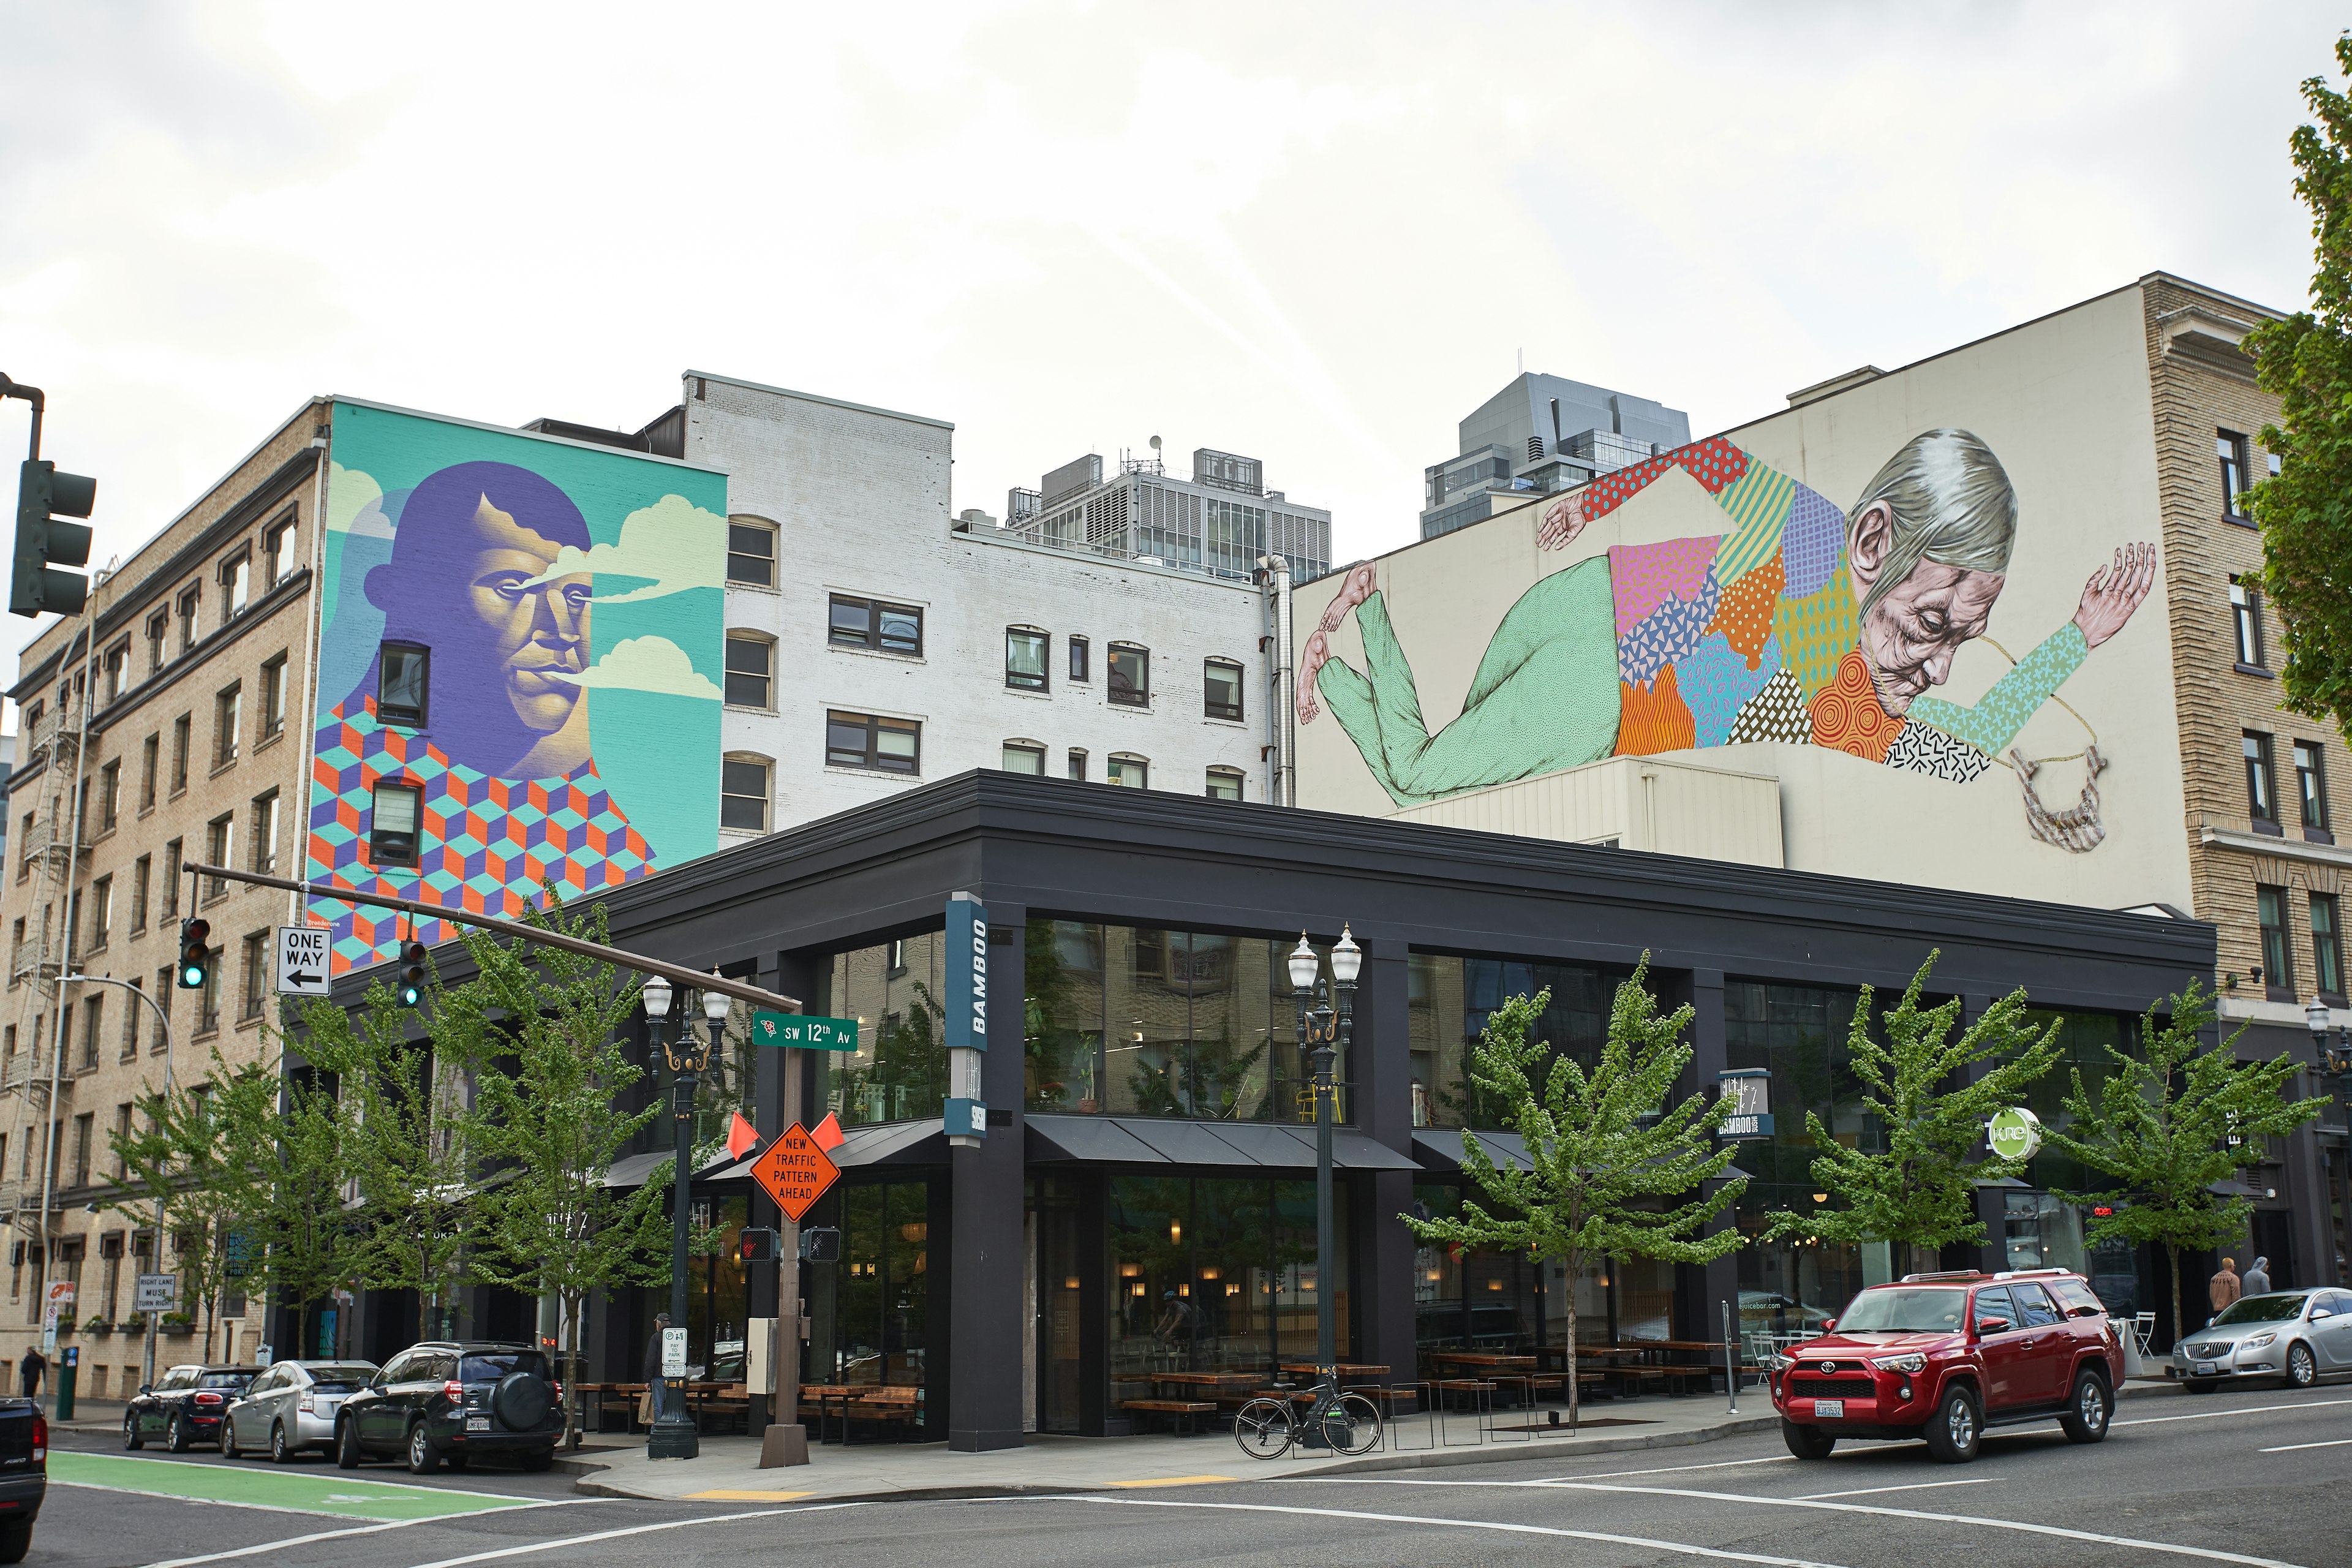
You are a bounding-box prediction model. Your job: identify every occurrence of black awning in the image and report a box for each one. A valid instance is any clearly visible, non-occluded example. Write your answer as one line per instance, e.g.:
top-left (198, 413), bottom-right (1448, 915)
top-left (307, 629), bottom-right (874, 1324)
top-left (1028, 1115), bottom-right (1170, 1164)
top-left (1028, 1115), bottom-right (1423, 1170)
top-left (1411, 1128), bottom-right (1534, 1173)
top-left (1119, 1118), bottom-right (1259, 1166)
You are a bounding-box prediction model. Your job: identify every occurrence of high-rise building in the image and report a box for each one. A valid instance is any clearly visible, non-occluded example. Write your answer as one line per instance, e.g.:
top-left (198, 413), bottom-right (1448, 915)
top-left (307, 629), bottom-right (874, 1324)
top-left (1420, 373), bottom-right (1692, 539)
top-left (1001, 443), bottom-right (1331, 584)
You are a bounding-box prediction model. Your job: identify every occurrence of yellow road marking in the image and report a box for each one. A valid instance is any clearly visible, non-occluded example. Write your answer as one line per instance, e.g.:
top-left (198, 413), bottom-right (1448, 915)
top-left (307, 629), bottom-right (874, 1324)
top-left (1110, 1475), bottom-right (1234, 1488)
top-left (685, 1489), bottom-right (816, 1502)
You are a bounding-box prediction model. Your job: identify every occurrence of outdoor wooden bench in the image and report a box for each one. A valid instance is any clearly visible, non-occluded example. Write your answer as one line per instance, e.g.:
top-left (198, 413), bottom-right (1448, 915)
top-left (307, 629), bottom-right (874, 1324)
top-left (1121, 1398), bottom-right (1217, 1434)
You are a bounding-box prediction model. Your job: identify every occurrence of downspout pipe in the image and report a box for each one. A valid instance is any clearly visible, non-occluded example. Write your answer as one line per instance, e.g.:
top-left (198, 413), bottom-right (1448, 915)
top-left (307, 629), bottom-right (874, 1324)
top-left (1259, 554), bottom-right (1294, 807)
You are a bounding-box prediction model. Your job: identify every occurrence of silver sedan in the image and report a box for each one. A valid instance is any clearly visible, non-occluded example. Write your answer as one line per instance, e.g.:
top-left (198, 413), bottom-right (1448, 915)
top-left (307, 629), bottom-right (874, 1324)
top-left (2171, 1289), bottom-right (2352, 1392)
top-left (221, 1360), bottom-right (380, 1462)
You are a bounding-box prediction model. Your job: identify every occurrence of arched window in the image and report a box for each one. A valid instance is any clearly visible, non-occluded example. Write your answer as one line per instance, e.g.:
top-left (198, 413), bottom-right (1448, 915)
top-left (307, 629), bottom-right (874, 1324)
top-left (1000, 740), bottom-right (1046, 775)
top-left (1203, 658), bottom-right (1245, 722)
top-left (727, 516), bottom-right (779, 587)
top-left (1006, 627), bottom-right (1049, 692)
top-left (1107, 753), bottom-right (1148, 790)
top-left (1205, 766), bottom-right (1244, 801)
top-left (722, 753), bottom-right (774, 833)
top-left (725, 631), bottom-right (776, 710)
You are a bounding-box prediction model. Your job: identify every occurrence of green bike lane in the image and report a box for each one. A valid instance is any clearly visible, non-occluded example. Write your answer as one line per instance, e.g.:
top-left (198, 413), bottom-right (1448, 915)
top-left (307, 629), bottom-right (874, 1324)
top-left (51, 1450), bottom-right (561, 1522)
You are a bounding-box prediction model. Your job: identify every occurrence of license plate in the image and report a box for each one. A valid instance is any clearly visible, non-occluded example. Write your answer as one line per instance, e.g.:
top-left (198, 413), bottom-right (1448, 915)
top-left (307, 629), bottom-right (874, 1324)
top-left (466, 1416), bottom-right (489, 1431)
top-left (2193, 1362), bottom-right (2215, 1376)
top-left (1814, 1399), bottom-right (1844, 1419)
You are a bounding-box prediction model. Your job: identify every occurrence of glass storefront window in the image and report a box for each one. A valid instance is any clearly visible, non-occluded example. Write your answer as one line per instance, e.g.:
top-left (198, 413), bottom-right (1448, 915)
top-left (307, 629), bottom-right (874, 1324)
top-left (1407, 953), bottom-right (1624, 1128)
top-left (684, 1194), bottom-right (748, 1383)
top-left (823, 933), bottom-right (948, 1128)
top-left (807, 1180), bottom-right (932, 1427)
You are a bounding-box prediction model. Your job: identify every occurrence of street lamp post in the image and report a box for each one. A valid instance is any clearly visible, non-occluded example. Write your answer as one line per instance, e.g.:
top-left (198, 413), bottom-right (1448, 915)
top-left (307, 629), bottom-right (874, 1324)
top-left (2305, 1001), bottom-right (2352, 1288)
top-left (644, 973), bottom-right (731, 1461)
top-left (1287, 925), bottom-right (1360, 1446)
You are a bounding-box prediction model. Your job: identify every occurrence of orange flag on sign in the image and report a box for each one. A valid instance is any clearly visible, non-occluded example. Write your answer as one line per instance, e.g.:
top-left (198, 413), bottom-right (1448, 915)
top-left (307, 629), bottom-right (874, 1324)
top-left (726, 1112), bottom-right (760, 1160)
top-left (810, 1111), bottom-right (845, 1152)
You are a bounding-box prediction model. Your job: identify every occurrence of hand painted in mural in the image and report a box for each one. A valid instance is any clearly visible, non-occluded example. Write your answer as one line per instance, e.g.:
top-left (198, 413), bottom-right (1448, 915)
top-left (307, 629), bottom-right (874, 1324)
top-left (1305, 430), bottom-right (2155, 807)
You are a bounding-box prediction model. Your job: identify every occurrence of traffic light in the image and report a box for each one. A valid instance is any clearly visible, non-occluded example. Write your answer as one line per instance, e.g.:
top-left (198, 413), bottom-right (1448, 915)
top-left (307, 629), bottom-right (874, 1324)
top-left (12, 458), bottom-right (94, 619)
top-left (175, 919), bottom-right (211, 990)
top-left (397, 941), bottom-right (428, 1008)
top-left (799, 1226), bottom-right (841, 1264)
top-left (737, 1227), bottom-right (778, 1265)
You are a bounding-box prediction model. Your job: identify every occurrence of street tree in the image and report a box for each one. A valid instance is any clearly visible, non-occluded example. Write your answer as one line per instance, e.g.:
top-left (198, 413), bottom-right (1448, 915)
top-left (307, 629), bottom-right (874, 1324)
top-left (2245, 33), bottom-right (2352, 738)
top-left (2040, 980), bottom-right (2327, 1349)
top-left (243, 1051), bottom-right (364, 1362)
top-left (1763, 955), bottom-right (2061, 1260)
top-left (1401, 960), bottom-right (1746, 1430)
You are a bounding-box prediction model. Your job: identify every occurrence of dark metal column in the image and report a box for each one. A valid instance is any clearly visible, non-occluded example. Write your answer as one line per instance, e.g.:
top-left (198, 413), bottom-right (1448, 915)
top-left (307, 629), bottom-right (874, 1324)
top-left (949, 901), bottom-right (1027, 1452)
top-left (1354, 937), bottom-right (1419, 1382)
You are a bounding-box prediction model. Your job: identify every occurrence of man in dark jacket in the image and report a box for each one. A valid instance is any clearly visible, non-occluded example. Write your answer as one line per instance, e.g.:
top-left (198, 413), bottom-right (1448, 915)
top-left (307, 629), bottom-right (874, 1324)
top-left (644, 1313), bottom-right (672, 1427)
top-left (16, 1349), bottom-right (42, 1403)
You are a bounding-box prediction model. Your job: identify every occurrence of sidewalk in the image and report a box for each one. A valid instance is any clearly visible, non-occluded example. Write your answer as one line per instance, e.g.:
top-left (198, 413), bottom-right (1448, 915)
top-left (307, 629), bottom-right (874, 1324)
top-left (565, 1398), bottom-right (1787, 1503)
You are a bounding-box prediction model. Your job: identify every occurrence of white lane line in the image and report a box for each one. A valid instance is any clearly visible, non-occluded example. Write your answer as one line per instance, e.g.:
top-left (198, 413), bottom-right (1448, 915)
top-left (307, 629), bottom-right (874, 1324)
top-left (1281, 1455), bottom-right (1804, 1489)
top-left (1793, 1478), bottom-right (1994, 1502)
top-left (2116, 1397), bottom-right (2352, 1429)
top-left (399, 1501), bottom-right (876, 1568)
top-left (134, 1501), bottom-right (610, 1568)
top-left (2259, 1438), bottom-right (2352, 1453)
top-left (1539, 1482), bottom-right (2302, 1567)
top-left (997, 1494), bottom-right (1856, 1567)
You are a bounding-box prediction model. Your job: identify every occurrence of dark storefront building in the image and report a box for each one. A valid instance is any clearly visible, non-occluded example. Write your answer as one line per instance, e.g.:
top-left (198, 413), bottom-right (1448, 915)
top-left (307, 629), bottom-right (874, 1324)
top-left (323, 772), bottom-right (2277, 1449)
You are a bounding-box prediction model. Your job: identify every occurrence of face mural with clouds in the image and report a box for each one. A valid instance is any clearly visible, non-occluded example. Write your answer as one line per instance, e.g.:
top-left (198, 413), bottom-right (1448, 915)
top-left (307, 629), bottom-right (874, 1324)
top-left (306, 401), bottom-right (728, 973)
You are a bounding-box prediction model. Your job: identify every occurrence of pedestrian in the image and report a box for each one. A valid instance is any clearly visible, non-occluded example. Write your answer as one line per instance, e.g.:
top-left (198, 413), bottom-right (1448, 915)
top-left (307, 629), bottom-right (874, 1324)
top-left (15, 1349), bottom-right (41, 1403)
top-left (2243, 1255), bottom-right (2273, 1296)
top-left (2209, 1256), bottom-right (2242, 1321)
top-left (643, 1312), bottom-right (672, 1428)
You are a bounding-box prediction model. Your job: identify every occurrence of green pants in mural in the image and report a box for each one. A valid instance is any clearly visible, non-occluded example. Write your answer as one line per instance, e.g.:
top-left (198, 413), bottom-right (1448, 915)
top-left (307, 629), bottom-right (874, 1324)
top-left (1315, 560), bottom-right (1621, 805)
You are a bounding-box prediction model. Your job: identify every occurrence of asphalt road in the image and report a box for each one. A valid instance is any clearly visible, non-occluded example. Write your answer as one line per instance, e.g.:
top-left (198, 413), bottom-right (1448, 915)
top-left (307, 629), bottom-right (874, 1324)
top-left (35, 1380), bottom-right (2352, 1567)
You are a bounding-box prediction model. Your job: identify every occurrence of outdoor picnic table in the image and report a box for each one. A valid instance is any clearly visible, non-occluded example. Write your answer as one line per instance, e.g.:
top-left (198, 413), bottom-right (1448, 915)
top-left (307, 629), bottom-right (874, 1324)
top-left (1150, 1371), bottom-right (1261, 1387)
top-left (1428, 1351), bottom-right (1537, 1370)
top-left (1276, 1363), bottom-right (1392, 1381)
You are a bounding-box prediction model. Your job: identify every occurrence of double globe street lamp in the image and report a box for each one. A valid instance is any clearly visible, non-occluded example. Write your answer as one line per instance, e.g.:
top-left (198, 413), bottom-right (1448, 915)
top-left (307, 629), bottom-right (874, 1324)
top-left (1287, 924), bottom-right (1360, 1446)
top-left (643, 971), bottom-right (733, 1461)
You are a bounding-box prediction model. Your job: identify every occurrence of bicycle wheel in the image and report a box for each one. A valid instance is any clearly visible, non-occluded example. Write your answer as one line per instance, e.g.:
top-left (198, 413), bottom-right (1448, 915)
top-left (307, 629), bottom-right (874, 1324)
top-left (1232, 1396), bottom-right (1295, 1460)
top-left (1317, 1393), bottom-right (1381, 1457)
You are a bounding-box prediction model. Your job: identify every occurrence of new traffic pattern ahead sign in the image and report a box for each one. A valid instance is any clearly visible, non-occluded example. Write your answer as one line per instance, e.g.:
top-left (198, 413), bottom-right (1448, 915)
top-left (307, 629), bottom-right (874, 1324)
top-left (752, 1123), bottom-right (842, 1223)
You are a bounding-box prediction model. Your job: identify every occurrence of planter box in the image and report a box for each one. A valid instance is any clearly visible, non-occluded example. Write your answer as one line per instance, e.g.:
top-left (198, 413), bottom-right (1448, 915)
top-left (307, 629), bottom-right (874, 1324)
top-left (162, 1324), bottom-right (194, 1338)
top-left (86, 1325), bottom-right (112, 1338)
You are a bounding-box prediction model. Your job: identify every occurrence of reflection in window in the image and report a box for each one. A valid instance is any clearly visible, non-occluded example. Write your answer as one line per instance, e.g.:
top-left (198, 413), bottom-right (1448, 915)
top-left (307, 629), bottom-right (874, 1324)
top-left (1005, 628), bottom-right (1048, 692)
top-left (803, 1178), bottom-right (929, 1418)
top-left (829, 595), bottom-right (923, 657)
top-left (377, 643), bottom-right (429, 727)
top-left (1203, 658), bottom-right (1244, 722)
top-left (369, 779), bottom-right (422, 866)
top-left (822, 932), bottom-right (947, 1128)
top-left (1108, 643), bottom-right (1148, 706)
top-left (1404, 953), bottom-right (1623, 1130)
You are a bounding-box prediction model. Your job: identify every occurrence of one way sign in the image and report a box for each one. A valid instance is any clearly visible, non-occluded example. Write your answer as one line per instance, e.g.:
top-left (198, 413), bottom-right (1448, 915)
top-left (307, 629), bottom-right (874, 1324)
top-left (276, 925), bottom-right (331, 997)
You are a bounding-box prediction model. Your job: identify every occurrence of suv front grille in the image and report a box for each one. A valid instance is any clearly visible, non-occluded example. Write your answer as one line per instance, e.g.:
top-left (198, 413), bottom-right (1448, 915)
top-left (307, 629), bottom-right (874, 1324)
top-left (1790, 1376), bottom-right (1875, 1400)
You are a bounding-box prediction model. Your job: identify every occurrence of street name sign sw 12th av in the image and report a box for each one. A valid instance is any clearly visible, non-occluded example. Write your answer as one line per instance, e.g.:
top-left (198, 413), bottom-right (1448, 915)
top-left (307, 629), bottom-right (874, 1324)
top-left (752, 1123), bottom-right (842, 1223)
top-left (752, 1011), bottom-right (859, 1051)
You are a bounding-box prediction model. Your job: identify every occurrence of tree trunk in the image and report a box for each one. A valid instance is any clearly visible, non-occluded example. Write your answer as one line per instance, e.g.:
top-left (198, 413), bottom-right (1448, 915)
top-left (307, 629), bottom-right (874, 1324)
top-left (1564, 1256), bottom-right (1580, 1433)
top-left (559, 1288), bottom-right (581, 1451)
top-left (2166, 1242), bottom-right (2186, 1356)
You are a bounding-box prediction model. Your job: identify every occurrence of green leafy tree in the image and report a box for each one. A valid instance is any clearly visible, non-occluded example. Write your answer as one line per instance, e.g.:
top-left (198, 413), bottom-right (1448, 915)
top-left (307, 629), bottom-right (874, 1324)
top-left (2040, 980), bottom-right (2327, 1348)
top-left (251, 1061), bottom-right (364, 1362)
top-left (1401, 959), bottom-right (1746, 1429)
top-left (2245, 32), bottom-right (2352, 736)
top-left (1765, 955), bottom-right (2060, 1255)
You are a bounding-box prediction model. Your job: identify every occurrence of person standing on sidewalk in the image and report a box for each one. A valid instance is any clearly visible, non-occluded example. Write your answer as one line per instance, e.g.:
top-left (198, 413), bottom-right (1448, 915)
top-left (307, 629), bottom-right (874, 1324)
top-left (14, 1350), bottom-right (41, 1405)
top-left (643, 1313), bottom-right (673, 1428)
top-left (2209, 1257), bottom-right (2242, 1322)
top-left (2243, 1256), bottom-right (2273, 1295)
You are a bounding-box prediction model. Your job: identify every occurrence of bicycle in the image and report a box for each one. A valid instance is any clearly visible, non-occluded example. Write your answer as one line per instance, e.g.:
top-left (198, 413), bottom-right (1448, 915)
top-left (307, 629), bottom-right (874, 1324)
top-left (1232, 1380), bottom-right (1381, 1460)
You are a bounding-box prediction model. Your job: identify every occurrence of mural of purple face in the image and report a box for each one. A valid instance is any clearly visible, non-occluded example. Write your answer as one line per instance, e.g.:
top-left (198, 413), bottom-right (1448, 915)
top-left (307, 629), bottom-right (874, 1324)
top-left (361, 461), bottom-right (597, 778)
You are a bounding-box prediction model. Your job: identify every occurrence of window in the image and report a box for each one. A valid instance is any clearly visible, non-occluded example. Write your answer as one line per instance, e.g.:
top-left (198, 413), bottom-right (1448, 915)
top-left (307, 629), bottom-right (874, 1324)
top-left (2230, 579), bottom-right (2266, 668)
top-left (377, 642), bottom-right (428, 727)
top-left (71, 1114), bottom-right (91, 1188)
top-left (140, 733), bottom-right (158, 812)
top-left (263, 514), bottom-right (297, 587)
top-left (1204, 658), bottom-right (1244, 722)
top-left (160, 840), bottom-right (182, 919)
top-left (724, 634), bottom-right (774, 709)
top-left (215, 684), bottom-right (241, 767)
top-left (828, 595), bottom-right (923, 657)
top-left (7, 923), bottom-right (19, 984)
top-left (170, 714), bottom-right (190, 793)
top-left (205, 815), bottom-right (233, 899)
top-left (177, 586), bottom-right (199, 651)
top-left (369, 779), bottom-right (422, 867)
top-left (151, 968), bottom-right (171, 1052)
top-left (221, 551), bottom-right (251, 621)
top-left (146, 610), bottom-right (167, 673)
top-left (726, 519), bottom-right (776, 587)
top-left (1068, 748), bottom-right (1087, 780)
top-left (250, 790), bottom-right (279, 875)
top-left (120, 984), bottom-right (141, 1060)
top-left (1205, 766), bottom-right (1244, 801)
top-left (1000, 741), bottom-right (1046, 775)
top-left (131, 855), bottom-right (151, 933)
top-left (2245, 731), bottom-right (2278, 827)
top-left (1069, 635), bottom-right (1090, 683)
top-left (260, 654), bottom-right (287, 739)
top-left (1108, 643), bottom-right (1149, 707)
top-left (720, 758), bottom-right (770, 832)
top-left (2258, 884), bottom-right (2293, 991)
top-left (2313, 893), bottom-right (2344, 998)
top-left (825, 710), bottom-right (921, 774)
top-left (2220, 431), bottom-right (2252, 520)
top-left (113, 1103), bottom-right (132, 1174)
top-left (1108, 753), bottom-right (1148, 788)
top-left (11, 816), bottom-right (24, 881)
top-left (98, 760), bottom-right (119, 831)
top-left (198, 945), bottom-right (221, 1034)
top-left (88, 876), bottom-right (110, 952)
top-left (2295, 742), bottom-right (2330, 835)
top-left (103, 643), bottom-right (127, 703)
top-left (1006, 628), bottom-right (1049, 692)
top-left (78, 997), bottom-right (100, 1070)
top-left (240, 931), bottom-right (268, 1021)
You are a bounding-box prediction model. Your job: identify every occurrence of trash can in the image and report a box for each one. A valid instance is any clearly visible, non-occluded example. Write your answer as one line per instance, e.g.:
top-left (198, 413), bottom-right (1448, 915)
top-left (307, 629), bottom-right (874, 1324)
top-left (56, 1346), bottom-right (76, 1422)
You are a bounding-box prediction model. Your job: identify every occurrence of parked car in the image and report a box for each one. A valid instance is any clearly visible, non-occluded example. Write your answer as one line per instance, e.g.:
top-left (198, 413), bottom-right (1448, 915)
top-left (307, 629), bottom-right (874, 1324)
top-left (220, 1360), bottom-right (380, 1463)
top-left (123, 1365), bottom-right (261, 1453)
top-left (2172, 1289), bottom-right (2352, 1391)
top-left (1768, 1267), bottom-right (2124, 1464)
top-left (334, 1341), bottom-right (561, 1474)
top-left (0, 1398), bottom-right (46, 1564)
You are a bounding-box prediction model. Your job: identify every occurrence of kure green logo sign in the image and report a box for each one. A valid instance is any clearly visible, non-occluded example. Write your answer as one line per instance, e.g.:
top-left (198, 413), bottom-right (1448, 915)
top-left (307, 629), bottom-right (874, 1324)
top-left (1986, 1106), bottom-right (2043, 1163)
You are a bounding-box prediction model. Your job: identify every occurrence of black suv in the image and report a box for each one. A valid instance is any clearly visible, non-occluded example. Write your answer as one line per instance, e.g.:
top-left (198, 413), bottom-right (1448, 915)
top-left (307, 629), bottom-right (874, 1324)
top-left (334, 1341), bottom-right (560, 1474)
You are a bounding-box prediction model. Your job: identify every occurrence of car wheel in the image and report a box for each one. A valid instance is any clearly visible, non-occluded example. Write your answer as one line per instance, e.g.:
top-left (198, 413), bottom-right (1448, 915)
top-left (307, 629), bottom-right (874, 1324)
top-left (407, 1420), bottom-right (441, 1476)
top-left (166, 1412), bottom-right (192, 1454)
top-left (521, 1447), bottom-right (554, 1473)
top-left (0, 1517), bottom-right (31, 1566)
top-left (335, 1418), bottom-right (363, 1469)
top-left (219, 1417), bottom-right (239, 1458)
top-left (1781, 1421), bottom-right (1836, 1460)
top-left (1922, 1385), bottom-right (1980, 1463)
top-left (2287, 1343), bottom-right (2318, 1390)
top-left (2059, 1368), bottom-right (2111, 1444)
top-left (123, 1411), bottom-right (145, 1451)
top-left (270, 1422), bottom-right (295, 1464)
top-left (2182, 1378), bottom-right (2217, 1395)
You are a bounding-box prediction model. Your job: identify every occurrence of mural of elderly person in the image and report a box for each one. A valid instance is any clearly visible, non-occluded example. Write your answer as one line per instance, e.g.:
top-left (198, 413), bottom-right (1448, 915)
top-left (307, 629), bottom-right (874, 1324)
top-left (1300, 429), bottom-right (2155, 806)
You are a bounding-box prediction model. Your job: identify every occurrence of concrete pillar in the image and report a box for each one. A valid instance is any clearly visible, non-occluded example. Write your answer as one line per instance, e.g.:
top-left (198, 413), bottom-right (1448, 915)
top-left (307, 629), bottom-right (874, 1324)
top-left (948, 900), bottom-right (1027, 1452)
top-left (1354, 937), bottom-right (1417, 1380)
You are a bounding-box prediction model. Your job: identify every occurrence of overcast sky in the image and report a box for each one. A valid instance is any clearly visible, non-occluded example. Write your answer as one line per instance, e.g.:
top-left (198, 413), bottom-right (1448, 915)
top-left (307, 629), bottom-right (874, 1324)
top-left (0, 1), bottom-right (2341, 708)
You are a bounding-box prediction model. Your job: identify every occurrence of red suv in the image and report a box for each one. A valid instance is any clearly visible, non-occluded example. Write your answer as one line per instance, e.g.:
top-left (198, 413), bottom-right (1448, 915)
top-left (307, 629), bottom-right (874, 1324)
top-left (1768, 1268), bottom-right (2124, 1463)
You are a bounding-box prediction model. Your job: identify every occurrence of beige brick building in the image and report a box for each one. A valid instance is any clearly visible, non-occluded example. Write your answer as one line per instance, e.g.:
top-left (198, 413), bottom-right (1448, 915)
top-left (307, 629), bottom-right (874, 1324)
top-left (1, 399), bottom-right (329, 1395)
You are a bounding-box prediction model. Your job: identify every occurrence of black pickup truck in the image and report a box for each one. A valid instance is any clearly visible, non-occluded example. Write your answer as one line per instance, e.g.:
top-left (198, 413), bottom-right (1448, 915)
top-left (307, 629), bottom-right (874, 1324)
top-left (0, 1398), bottom-right (46, 1562)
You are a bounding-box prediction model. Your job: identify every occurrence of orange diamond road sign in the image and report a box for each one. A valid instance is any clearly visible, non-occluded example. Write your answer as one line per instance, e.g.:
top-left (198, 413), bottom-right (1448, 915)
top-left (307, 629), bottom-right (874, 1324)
top-left (753, 1122), bottom-right (840, 1223)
